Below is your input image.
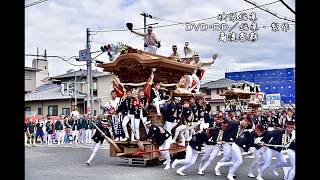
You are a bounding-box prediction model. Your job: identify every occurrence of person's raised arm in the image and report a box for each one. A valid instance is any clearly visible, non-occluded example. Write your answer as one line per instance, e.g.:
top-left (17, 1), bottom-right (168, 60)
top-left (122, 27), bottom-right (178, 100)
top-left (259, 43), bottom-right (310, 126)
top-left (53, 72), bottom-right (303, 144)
top-left (131, 30), bottom-right (145, 37)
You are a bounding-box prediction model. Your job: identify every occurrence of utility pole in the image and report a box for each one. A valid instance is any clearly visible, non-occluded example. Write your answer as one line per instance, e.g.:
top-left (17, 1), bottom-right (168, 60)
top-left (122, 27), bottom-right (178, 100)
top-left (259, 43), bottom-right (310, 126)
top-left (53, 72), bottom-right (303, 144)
top-left (86, 28), bottom-right (92, 114)
top-left (140, 12), bottom-right (147, 34)
top-left (74, 71), bottom-right (77, 110)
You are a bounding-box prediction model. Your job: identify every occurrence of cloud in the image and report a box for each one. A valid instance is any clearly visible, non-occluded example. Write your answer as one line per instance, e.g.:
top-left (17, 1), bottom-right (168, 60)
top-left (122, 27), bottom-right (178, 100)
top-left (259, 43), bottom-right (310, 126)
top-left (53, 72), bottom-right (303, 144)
top-left (25, 0), bottom-right (295, 80)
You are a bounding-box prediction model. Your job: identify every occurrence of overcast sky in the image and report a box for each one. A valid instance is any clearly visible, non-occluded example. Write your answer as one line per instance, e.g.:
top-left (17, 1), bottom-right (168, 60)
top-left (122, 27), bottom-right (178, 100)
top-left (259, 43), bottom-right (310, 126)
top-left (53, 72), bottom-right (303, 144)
top-left (25, 0), bottom-right (295, 82)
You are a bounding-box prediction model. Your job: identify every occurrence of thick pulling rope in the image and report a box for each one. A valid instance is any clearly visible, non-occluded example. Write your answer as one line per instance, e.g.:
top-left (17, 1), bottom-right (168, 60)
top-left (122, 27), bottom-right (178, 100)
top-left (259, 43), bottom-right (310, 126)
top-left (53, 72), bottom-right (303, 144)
top-left (255, 143), bottom-right (289, 148)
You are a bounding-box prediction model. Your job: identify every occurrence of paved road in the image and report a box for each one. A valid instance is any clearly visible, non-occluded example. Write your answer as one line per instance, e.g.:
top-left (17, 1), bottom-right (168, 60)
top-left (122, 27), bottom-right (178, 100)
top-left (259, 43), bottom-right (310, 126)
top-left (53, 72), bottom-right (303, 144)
top-left (25, 143), bottom-right (289, 180)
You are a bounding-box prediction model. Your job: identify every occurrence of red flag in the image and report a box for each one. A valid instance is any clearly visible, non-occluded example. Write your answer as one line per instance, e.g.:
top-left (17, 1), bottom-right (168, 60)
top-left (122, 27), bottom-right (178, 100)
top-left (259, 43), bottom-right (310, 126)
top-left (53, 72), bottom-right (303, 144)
top-left (144, 82), bottom-right (151, 104)
top-left (113, 81), bottom-right (124, 97)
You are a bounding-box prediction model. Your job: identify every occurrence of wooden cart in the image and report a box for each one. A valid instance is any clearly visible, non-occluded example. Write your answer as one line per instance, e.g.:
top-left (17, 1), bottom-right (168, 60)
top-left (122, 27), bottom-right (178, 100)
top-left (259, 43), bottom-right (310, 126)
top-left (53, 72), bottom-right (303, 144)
top-left (97, 47), bottom-right (201, 165)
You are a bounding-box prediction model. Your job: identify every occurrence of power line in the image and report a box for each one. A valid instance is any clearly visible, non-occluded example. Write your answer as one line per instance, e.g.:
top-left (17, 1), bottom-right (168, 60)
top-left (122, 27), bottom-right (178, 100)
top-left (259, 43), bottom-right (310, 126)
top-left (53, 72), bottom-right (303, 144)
top-left (25, 54), bottom-right (86, 67)
top-left (279, 0), bottom-right (295, 14)
top-left (91, 0), bottom-right (284, 33)
top-left (25, 0), bottom-right (48, 8)
top-left (242, 0), bottom-right (295, 22)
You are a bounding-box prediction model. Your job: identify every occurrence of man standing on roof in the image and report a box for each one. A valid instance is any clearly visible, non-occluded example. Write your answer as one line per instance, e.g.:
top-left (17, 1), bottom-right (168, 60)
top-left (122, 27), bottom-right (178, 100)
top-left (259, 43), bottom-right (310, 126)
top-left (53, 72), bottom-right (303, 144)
top-left (188, 54), bottom-right (201, 93)
top-left (170, 45), bottom-right (180, 62)
top-left (131, 26), bottom-right (160, 54)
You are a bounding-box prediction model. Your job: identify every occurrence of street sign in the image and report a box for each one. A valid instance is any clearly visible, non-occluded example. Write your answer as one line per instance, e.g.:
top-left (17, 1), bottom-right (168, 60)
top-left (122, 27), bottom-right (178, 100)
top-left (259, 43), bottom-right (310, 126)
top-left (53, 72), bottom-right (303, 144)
top-left (79, 49), bottom-right (91, 61)
top-left (265, 93), bottom-right (281, 109)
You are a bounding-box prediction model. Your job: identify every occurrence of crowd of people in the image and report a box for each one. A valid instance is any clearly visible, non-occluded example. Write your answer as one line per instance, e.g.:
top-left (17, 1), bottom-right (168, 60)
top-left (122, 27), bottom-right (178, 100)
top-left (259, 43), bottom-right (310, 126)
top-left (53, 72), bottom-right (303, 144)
top-left (95, 80), bottom-right (296, 180)
top-left (24, 88), bottom-right (295, 180)
top-left (24, 114), bottom-right (106, 147)
top-left (24, 80), bottom-right (296, 180)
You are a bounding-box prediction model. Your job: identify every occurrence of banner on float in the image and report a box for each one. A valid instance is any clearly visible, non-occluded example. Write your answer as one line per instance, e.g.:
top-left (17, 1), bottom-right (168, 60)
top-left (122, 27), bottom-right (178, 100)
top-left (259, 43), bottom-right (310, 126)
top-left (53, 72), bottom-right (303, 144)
top-left (265, 93), bottom-right (281, 109)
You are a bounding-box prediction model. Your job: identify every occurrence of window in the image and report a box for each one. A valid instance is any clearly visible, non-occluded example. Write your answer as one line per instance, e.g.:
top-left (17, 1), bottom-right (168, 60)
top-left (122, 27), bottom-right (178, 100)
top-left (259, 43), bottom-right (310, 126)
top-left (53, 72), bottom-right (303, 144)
top-left (206, 89), bottom-right (211, 95)
top-left (216, 89), bottom-right (219, 94)
top-left (216, 106), bottom-right (220, 111)
top-left (25, 107), bottom-right (31, 116)
top-left (48, 105), bottom-right (58, 116)
top-left (93, 90), bottom-right (98, 97)
top-left (37, 107), bottom-right (42, 115)
top-left (62, 108), bottom-right (70, 116)
top-left (68, 83), bottom-right (74, 94)
top-left (61, 83), bottom-right (68, 95)
top-left (93, 110), bottom-right (97, 116)
top-left (93, 82), bottom-right (97, 90)
top-left (45, 66), bottom-right (46, 69)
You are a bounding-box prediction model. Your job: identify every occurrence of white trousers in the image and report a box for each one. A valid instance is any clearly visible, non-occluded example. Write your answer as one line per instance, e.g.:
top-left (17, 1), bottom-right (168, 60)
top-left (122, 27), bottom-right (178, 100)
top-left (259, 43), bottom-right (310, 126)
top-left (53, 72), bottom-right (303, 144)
top-left (78, 129), bottom-right (85, 143)
top-left (286, 149), bottom-right (295, 180)
top-left (199, 145), bottom-right (220, 172)
top-left (56, 130), bottom-right (64, 145)
top-left (43, 129), bottom-right (47, 143)
top-left (172, 125), bottom-right (189, 145)
top-left (131, 118), bottom-right (141, 140)
top-left (140, 116), bottom-right (148, 134)
top-left (144, 45), bottom-right (157, 54)
top-left (25, 133), bottom-right (28, 145)
top-left (122, 114), bottom-right (134, 138)
top-left (218, 143), bottom-right (243, 176)
top-left (175, 145), bottom-right (199, 173)
top-left (85, 129), bottom-right (92, 143)
top-left (219, 143), bottom-right (233, 162)
top-left (258, 147), bottom-right (287, 177)
top-left (86, 141), bottom-right (102, 164)
top-left (190, 74), bottom-right (200, 93)
top-left (188, 121), bottom-right (201, 141)
top-left (72, 130), bottom-right (79, 143)
top-left (270, 149), bottom-right (287, 169)
top-left (163, 121), bottom-right (177, 135)
top-left (249, 147), bottom-right (266, 174)
top-left (159, 138), bottom-right (171, 166)
top-left (47, 133), bottom-right (53, 145)
top-left (153, 98), bottom-right (166, 114)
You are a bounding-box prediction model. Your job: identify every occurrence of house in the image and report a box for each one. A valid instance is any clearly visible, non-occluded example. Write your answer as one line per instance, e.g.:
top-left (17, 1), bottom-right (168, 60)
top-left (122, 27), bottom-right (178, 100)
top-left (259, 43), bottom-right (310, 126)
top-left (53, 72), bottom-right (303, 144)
top-left (25, 57), bottom-right (49, 93)
top-left (25, 69), bottom-right (113, 117)
top-left (200, 78), bottom-right (260, 113)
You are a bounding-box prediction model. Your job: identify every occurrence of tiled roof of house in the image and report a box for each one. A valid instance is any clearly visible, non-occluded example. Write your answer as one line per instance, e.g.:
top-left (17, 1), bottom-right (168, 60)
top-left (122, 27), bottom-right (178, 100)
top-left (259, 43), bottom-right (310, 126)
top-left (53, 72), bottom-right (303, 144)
top-left (201, 78), bottom-right (236, 89)
top-left (25, 67), bottom-right (41, 72)
top-left (25, 83), bottom-right (86, 101)
top-left (52, 69), bottom-right (108, 79)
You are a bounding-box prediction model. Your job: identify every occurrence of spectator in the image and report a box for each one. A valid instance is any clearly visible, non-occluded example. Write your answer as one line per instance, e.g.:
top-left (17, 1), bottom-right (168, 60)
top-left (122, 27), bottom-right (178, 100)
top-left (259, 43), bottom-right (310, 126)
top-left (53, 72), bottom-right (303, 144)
top-left (27, 119), bottom-right (36, 147)
top-left (46, 120), bottom-right (54, 145)
top-left (55, 117), bottom-right (64, 145)
top-left (24, 122), bottom-right (28, 146)
top-left (35, 119), bottom-right (44, 144)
